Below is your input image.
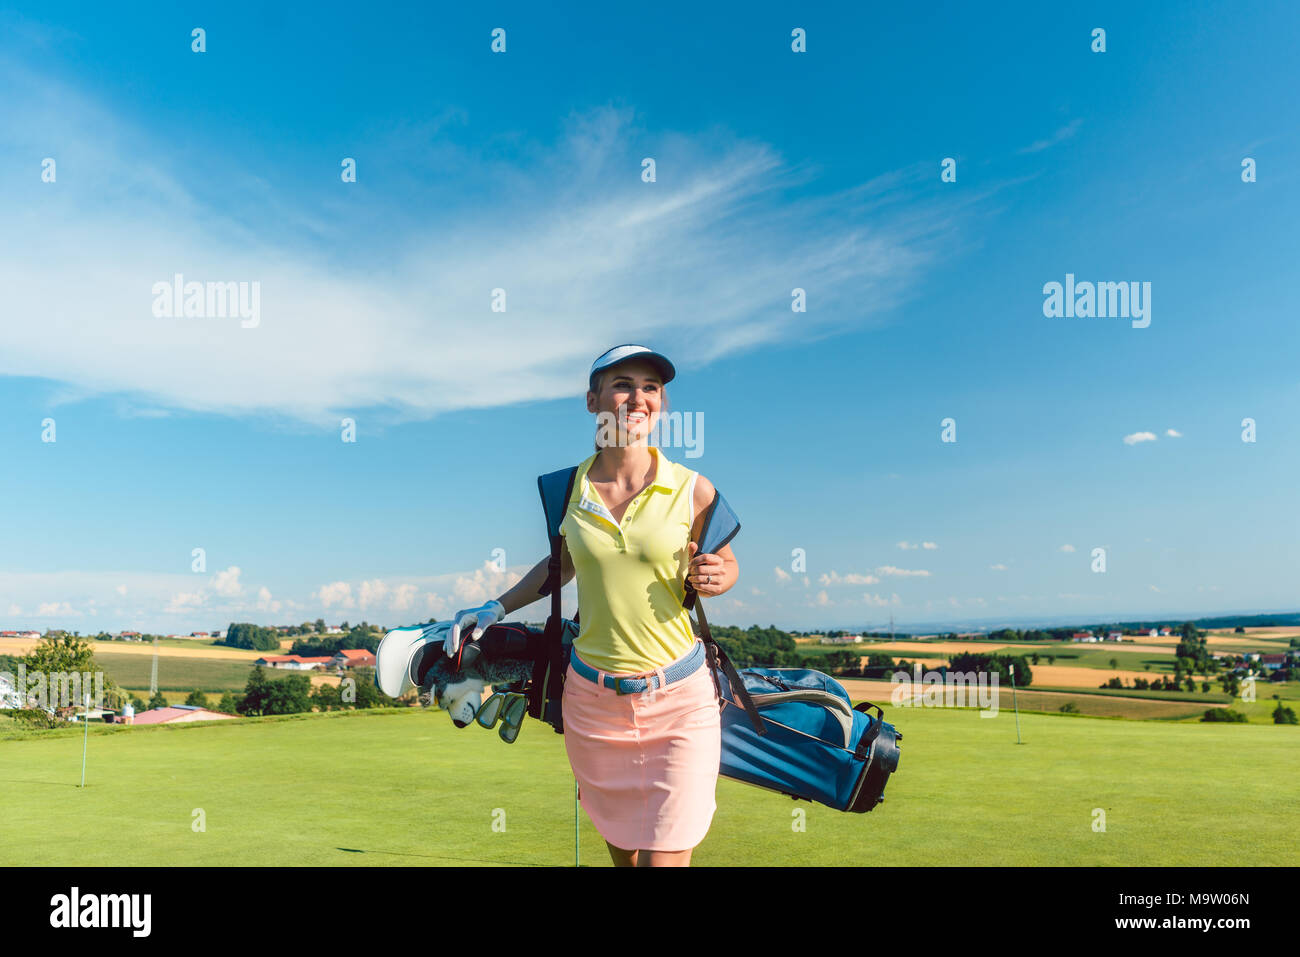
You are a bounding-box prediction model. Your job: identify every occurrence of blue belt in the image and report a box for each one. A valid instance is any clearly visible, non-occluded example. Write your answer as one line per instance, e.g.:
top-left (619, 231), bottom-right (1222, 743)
top-left (569, 639), bottom-right (706, 694)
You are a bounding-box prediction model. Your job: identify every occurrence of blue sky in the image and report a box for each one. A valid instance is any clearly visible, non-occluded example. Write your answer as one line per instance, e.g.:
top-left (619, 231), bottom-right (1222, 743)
top-left (0, 0), bottom-right (1296, 635)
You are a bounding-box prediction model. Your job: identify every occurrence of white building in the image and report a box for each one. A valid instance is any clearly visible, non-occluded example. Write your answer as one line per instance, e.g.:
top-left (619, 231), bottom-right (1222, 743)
top-left (1, 674), bottom-right (25, 709)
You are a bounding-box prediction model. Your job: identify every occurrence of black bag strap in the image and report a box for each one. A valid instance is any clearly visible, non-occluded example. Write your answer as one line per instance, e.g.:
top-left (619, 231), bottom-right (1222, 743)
top-left (852, 700), bottom-right (885, 760)
top-left (685, 485), bottom-right (765, 735)
top-left (692, 592), bottom-right (766, 736)
top-left (531, 466), bottom-right (578, 721)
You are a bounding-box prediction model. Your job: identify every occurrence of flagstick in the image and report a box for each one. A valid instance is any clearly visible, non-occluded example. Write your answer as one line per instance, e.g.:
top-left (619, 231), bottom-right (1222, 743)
top-left (80, 692), bottom-right (90, 787)
top-left (1010, 663), bottom-right (1023, 745)
top-left (575, 778), bottom-right (580, 867)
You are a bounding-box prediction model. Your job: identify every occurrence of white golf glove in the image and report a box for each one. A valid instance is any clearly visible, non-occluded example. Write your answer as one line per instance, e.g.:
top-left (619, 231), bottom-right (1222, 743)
top-left (446, 599), bottom-right (505, 657)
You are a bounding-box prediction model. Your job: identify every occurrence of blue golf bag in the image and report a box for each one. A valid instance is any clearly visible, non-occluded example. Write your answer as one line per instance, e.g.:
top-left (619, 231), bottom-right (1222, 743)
top-left (713, 665), bottom-right (902, 813)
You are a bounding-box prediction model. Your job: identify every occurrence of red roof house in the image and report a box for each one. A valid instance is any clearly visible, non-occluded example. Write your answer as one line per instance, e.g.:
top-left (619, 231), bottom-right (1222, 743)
top-left (131, 705), bottom-right (236, 726)
top-left (255, 654), bottom-right (334, 670)
top-left (331, 649), bottom-right (376, 669)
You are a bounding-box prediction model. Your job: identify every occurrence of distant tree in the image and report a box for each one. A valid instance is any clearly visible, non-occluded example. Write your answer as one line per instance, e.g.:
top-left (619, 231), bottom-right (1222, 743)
top-left (238, 667), bottom-right (311, 716)
top-left (1201, 681), bottom-right (1211, 693)
top-left (315, 618), bottom-right (326, 632)
top-left (263, 673), bottom-right (312, 715)
top-left (311, 682), bottom-right (342, 712)
top-left (23, 632), bottom-right (98, 679)
top-left (1109, 658), bottom-right (1118, 670)
top-left (948, 653), bottom-right (1033, 688)
top-left (215, 691), bottom-right (241, 714)
top-left (1234, 626), bottom-right (1246, 634)
top-left (349, 667), bottom-right (399, 709)
top-left (1201, 708), bottom-right (1248, 723)
top-left (1047, 655), bottom-right (1056, 665)
top-left (184, 689), bottom-right (210, 708)
top-left (237, 666), bottom-right (275, 716)
top-left (1272, 703), bottom-right (1298, 725)
top-left (1031, 653), bottom-right (1040, 665)
top-left (129, 695), bottom-right (148, 713)
top-left (147, 690), bottom-right (168, 710)
top-left (223, 623), bottom-right (281, 652)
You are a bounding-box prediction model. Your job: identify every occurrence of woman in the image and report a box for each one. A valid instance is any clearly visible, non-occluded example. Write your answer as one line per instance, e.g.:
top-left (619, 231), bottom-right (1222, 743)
top-left (449, 344), bottom-right (739, 867)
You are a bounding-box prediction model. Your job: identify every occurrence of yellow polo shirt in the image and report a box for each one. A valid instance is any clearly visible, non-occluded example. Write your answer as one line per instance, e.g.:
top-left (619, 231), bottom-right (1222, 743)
top-left (560, 445), bottom-right (699, 674)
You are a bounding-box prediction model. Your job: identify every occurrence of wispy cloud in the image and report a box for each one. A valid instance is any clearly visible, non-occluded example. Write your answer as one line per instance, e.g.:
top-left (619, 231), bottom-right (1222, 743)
top-left (1123, 431), bottom-right (1158, 445)
top-left (1165, 428), bottom-right (1182, 437)
top-left (863, 593), bottom-right (902, 607)
top-left (876, 566), bottom-right (931, 578)
top-left (1, 63), bottom-right (965, 426)
top-left (1017, 118), bottom-right (1083, 154)
top-left (819, 570), bottom-right (880, 585)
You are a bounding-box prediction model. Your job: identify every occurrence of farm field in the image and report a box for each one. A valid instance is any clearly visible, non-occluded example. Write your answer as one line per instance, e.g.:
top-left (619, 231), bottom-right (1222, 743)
top-left (0, 636), bottom-right (262, 661)
top-left (1018, 664), bottom-right (1162, 688)
top-left (2, 634), bottom-right (370, 702)
top-left (838, 679), bottom-right (1218, 721)
top-left (853, 641), bottom-right (1019, 656)
top-left (94, 652), bottom-right (268, 692)
top-left (2, 705), bottom-right (1296, 867)
top-left (839, 676), bottom-right (1297, 724)
top-left (96, 653), bottom-right (351, 694)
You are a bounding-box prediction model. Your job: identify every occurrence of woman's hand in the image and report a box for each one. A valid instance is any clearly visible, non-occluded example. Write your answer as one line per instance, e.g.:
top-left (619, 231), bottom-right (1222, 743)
top-left (687, 541), bottom-right (736, 597)
top-left (446, 599), bottom-right (505, 657)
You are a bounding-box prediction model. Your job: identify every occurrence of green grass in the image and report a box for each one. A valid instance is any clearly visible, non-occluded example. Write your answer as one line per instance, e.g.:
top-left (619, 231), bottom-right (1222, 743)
top-left (94, 652), bottom-right (334, 695)
top-left (1, 703), bottom-right (1296, 866)
top-left (1231, 690), bottom-right (1300, 724)
top-left (1035, 649), bottom-right (1180, 672)
top-left (981, 691), bottom-right (1212, 721)
top-left (1031, 685), bottom-right (1232, 706)
top-left (94, 653), bottom-right (262, 693)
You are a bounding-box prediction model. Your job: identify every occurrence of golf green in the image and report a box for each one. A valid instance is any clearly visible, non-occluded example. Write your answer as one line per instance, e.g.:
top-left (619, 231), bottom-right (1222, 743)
top-left (1, 705), bottom-right (1295, 866)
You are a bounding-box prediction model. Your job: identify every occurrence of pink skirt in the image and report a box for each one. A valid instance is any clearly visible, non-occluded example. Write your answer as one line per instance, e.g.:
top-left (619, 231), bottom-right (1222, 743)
top-left (562, 641), bottom-right (722, 852)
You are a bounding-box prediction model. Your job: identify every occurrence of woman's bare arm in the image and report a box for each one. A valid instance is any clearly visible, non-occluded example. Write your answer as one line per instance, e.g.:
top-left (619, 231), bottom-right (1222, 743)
top-left (494, 539), bottom-right (575, 616)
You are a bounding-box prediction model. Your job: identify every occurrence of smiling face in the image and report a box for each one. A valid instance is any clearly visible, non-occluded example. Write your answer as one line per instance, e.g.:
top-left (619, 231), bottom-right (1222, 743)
top-left (587, 359), bottom-right (664, 448)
